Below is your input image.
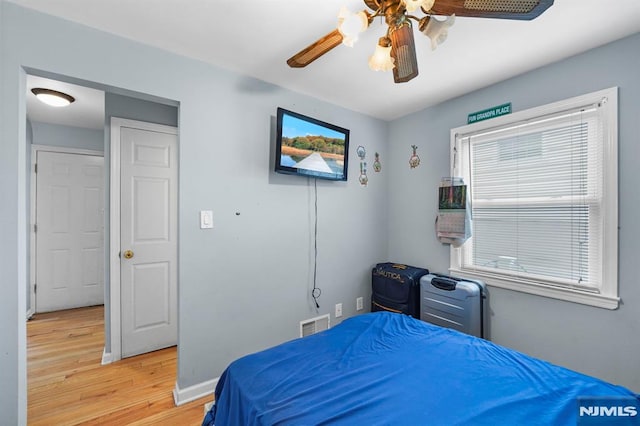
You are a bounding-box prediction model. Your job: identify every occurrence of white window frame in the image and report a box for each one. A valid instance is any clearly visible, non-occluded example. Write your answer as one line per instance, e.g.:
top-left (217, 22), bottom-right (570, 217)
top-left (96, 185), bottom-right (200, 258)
top-left (449, 87), bottom-right (618, 309)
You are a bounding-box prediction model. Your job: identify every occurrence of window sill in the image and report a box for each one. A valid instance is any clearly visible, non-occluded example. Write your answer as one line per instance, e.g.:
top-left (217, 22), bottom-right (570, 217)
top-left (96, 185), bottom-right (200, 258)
top-left (449, 268), bottom-right (619, 310)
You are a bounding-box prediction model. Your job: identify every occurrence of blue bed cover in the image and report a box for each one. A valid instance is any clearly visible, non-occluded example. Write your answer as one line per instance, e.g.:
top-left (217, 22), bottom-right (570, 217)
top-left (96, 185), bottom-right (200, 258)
top-left (204, 312), bottom-right (638, 425)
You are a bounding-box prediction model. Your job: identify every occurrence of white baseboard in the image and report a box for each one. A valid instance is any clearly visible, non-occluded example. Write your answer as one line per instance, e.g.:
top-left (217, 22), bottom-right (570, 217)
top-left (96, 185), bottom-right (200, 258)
top-left (26, 308), bottom-right (34, 320)
top-left (173, 378), bottom-right (218, 406)
top-left (101, 347), bottom-right (113, 365)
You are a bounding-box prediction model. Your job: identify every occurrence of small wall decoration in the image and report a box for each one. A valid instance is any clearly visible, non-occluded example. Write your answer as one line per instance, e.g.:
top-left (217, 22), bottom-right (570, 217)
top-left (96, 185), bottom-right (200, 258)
top-left (409, 144), bottom-right (421, 168)
top-left (359, 162), bottom-right (368, 186)
top-left (373, 152), bottom-right (381, 172)
top-left (356, 145), bottom-right (368, 186)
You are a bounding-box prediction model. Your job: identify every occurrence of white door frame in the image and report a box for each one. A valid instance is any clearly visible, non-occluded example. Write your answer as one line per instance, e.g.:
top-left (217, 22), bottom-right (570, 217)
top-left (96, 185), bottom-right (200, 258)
top-left (107, 117), bottom-right (179, 364)
top-left (29, 145), bottom-right (104, 319)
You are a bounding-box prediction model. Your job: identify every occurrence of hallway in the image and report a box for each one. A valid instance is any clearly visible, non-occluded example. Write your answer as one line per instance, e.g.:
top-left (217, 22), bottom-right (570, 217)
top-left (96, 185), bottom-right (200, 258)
top-left (27, 306), bottom-right (210, 425)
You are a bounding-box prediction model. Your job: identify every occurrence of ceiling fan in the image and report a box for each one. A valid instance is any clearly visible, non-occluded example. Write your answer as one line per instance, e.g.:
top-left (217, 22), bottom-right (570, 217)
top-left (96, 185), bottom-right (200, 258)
top-left (287, 0), bottom-right (554, 83)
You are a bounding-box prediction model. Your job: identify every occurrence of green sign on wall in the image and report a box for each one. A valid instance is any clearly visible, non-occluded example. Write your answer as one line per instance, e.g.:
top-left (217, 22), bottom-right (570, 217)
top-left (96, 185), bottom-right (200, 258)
top-left (467, 103), bottom-right (512, 124)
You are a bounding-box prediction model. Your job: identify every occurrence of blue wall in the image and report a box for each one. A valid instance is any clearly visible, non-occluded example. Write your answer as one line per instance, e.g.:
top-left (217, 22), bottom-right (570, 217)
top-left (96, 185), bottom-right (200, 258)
top-left (2, 1), bottom-right (638, 423)
top-left (388, 33), bottom-right (640, 392)
top-left (31, 121), bottom-right (104, 151)
top-left (0, 3), bottom-right (388, 423)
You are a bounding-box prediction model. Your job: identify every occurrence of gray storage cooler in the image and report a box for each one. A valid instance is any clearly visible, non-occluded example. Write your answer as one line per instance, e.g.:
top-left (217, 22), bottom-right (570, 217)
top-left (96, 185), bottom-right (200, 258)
top-left (420, 273), bottom-right (486, 338)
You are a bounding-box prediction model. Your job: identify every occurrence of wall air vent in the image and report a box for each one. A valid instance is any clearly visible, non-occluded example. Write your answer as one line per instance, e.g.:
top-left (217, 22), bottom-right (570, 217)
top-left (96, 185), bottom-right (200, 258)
top-left (299, 314), bottom-right (330, 338)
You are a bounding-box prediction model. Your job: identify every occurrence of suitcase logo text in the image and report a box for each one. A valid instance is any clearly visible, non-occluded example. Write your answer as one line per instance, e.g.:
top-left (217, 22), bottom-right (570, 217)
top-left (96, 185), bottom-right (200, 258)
top-left (375, 269), bottom-right (405, 283)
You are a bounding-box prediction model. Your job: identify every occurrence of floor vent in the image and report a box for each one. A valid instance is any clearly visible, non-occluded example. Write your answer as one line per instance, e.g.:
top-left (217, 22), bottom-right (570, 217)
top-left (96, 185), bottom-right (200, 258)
top-left (299, 314), bottom-right (330, 338)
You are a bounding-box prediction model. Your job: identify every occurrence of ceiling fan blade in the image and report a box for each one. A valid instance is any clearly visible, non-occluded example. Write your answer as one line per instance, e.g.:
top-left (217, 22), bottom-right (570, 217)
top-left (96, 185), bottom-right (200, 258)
top-left (428, 0), bottom-right (554, 20)
top-left (390, 22), bottom-right (419, 83)
top-left (287, 29), bottom-right (344, 68)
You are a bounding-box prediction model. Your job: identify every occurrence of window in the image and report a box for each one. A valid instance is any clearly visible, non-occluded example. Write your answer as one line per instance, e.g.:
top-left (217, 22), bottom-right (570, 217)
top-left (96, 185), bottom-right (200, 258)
top-left (450, 88), bottom-right (618, 309)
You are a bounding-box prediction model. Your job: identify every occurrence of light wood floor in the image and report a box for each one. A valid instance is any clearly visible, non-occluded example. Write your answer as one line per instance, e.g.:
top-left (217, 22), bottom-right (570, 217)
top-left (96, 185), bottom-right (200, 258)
top-left (28, 305), bottom-right (212, 425)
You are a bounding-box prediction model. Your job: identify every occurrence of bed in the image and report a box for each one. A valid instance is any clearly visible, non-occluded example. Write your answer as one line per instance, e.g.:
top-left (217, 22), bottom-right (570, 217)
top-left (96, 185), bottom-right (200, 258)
top-left (203, 311), bottom-right (638, 425)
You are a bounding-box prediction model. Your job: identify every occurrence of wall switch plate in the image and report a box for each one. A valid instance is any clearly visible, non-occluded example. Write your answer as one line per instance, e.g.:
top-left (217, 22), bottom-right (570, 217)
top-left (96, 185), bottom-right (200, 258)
top-left (335, 303), bottom-right (343, 318)
top-left (356, 297), bottom-right (363, 311)
top-left (200, 210), bottom-right (213, 229)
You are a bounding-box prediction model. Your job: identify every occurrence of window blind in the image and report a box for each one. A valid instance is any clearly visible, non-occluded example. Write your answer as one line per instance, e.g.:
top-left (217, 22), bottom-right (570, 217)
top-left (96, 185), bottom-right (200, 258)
top-left (460, 104), bottom-right (604, 291)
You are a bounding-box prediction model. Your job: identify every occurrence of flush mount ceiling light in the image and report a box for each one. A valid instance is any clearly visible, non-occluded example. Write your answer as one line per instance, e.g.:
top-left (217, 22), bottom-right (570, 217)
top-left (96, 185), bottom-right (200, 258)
top-left (31, 88), bottom-right (76, 107)
top-left (287, 0), bottom-right (554, 83)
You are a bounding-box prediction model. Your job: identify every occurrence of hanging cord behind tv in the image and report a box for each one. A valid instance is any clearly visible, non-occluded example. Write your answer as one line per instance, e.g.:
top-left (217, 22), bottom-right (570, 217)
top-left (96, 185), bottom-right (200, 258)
top-left (312, 178), bottom-right (321, 309)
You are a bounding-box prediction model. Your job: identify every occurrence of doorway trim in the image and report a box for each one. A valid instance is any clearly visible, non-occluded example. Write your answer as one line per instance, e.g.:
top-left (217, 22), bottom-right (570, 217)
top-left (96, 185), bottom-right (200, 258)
top-left (29, 144), bottom-right (104, 319)
top-left (107, 117), bottom-right (179, 364)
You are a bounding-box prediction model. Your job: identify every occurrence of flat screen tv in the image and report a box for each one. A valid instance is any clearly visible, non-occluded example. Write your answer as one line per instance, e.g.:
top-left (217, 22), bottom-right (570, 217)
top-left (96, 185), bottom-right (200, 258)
top-left (275, 107), bottom-right (350, 181)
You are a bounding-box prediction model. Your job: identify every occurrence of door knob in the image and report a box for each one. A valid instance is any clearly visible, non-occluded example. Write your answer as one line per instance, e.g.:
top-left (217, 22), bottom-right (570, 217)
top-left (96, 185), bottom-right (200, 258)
top-left (123, 250), bottom-right (134, 259)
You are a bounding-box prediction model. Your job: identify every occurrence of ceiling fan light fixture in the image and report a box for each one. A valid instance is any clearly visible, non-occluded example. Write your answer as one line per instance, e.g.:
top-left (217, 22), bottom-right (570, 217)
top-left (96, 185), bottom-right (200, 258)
top-left (31, 88), bottom-right (75, 107)
top-left (368, 37), bottom-right (395, 72)
top-left (420, 14), bottom-right (456, 50)
top-left (389, 21), bottom-right (419, 83)
top-left (286, 0), bottom-right (554, 83)
top-left (337, 7), bottom-right (369, 47)
top-left (402, 0), bottom-right (435, 13)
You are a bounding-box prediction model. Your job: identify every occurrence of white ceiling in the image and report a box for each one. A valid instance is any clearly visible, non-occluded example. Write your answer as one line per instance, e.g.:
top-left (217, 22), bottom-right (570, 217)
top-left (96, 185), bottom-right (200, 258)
top-left (15, 0), bottom-right (640, 126)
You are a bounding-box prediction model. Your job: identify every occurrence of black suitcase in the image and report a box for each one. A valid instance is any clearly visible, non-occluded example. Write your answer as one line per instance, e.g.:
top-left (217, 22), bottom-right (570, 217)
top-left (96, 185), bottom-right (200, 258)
top-left (371, 263), bottom-right (430, 318)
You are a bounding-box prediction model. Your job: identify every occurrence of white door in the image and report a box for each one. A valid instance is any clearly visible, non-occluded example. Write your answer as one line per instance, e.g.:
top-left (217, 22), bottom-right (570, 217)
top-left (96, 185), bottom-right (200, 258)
top-left (120, 123), bottom-right (178, 358)
top-left (35, 151), bottom-right (104, 313)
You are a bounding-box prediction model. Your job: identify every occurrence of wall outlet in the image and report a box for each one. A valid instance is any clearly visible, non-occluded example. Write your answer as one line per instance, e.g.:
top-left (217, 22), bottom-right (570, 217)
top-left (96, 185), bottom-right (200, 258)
top-left (335, 303), bottom-right (343, 318)
top-left (356, 297), bottom-right (363, 311)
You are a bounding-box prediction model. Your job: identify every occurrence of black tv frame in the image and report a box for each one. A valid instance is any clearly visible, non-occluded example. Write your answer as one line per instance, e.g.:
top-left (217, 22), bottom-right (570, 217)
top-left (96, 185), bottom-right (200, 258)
top-left (275, 107), bottom-right (350, 181)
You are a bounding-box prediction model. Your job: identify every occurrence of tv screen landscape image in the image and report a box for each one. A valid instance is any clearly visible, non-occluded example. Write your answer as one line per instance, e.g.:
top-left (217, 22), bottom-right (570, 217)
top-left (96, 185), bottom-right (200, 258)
top-left (275, 107), bottom-right (350, 181)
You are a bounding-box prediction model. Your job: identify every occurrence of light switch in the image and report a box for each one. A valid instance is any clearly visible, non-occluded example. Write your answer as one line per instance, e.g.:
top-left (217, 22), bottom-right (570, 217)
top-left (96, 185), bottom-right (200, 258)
top-left (200, 210), bottom-right (213, 229)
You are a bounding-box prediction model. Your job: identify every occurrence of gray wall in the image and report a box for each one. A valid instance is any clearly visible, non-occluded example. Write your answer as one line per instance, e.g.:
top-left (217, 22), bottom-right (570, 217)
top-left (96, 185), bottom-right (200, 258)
top-left (0, 3), bottom-right (388, 423)
top-left (388, 33), bottom-right (640, 392)
top-left (1, 1), bottom-right (28, 419)
top-left (105, 92), bottom-right (178, 128)
top-left (31, 121), bottom-right (104, 151)
top-left (3, 2), bottom-right (637, 423)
